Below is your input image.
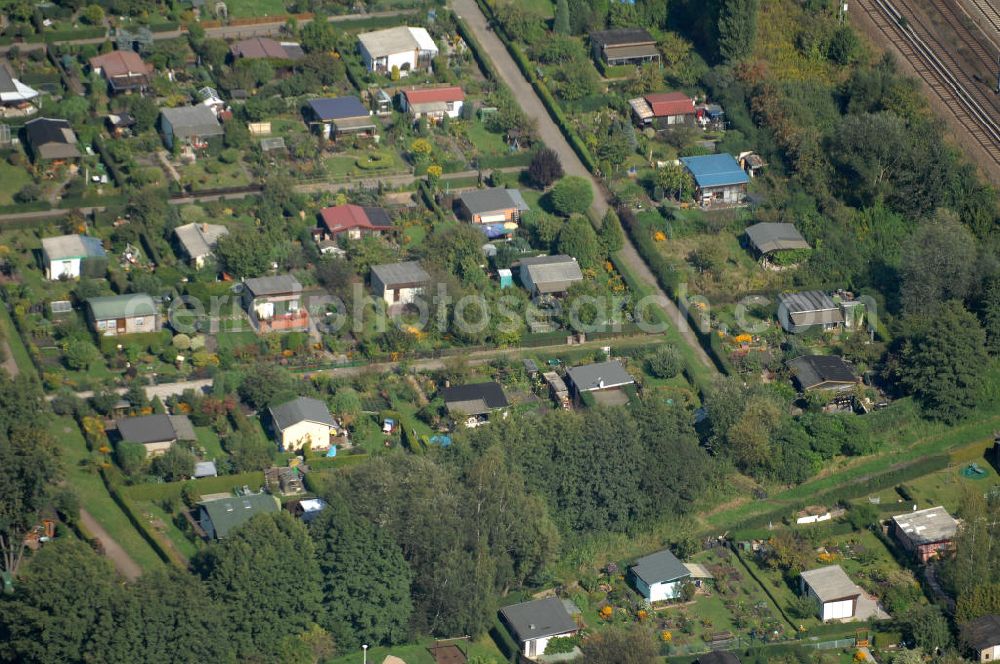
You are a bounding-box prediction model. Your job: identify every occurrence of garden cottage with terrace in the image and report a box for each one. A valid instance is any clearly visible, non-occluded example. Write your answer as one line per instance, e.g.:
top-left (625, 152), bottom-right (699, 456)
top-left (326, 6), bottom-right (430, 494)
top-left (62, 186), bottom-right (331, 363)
top-left (86, 293), bottom-right (159, 337)
top-left (565, 360), bottom-right (635, 405)
top-left (88, 50), bottom-right (153, 95)
top-left (198, 493), bottom-right (279, 541)
top-left (441, 381), bottom-right (509, 429)
top-left (241, 274), bottom-right (308, 334)
top-left (370, 261), bottom-right (430, 307)
top-left (23, 118), bottom-right (80, 163)
top-left (398, 86), bottom-right (465, 122)
top-left (317, 204), bottom-right (394, 241)
top-left (787, 355), bottom-right (858, 393)
top-left (173, 222), bottom-right (229, 269)
top-left (629, 548), bottom-right (691, 602)
top-left (518, 255), bottom-right (583, 297)
top-left (114, 412), bottom-right (195, 458)
top-left (357, 26), bottom-right (439, 75)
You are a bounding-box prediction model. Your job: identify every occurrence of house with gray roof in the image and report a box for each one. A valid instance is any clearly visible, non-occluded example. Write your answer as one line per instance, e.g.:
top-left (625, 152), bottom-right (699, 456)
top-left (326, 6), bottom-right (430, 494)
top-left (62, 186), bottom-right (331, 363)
top-left (0, 60), bottom-right (39, 107)
top-left (23, 118), bottom-right (80, 162)
top-left (304, 97), bottom-right (376, 139)
top-left (173, 222), bottom-right (229, 268)
top-left (519, 255), bottom-right (583, 296)
top-left (499, 597), bottom-right (580, 660)
top-left (890, 506), bottom-right (959, 563)
top-left (371, 261), bottom-right (430, 306)
top-left (457, 188), bottom-right (530, 224)
top-left (590, 28), bottom-right (660, 66)
top-left (241, 274), bottom-right (308, 334)
top-left (441, 382), bottom-right (509, 428)
top-left (778, 291), bottom-right (843, 333)
top-left (159, 105), bottom-right (223, 149)
top-left (198, 493), bottom-right (279, 540)
top-left (87, 293), bottom-right (159, 336)
top-left (961, 614), bottom-right (1000, 662)
top-left (357, 26), bottom-right (438, 75)
top-left (565, 360), bottom-right (635, 403)
top-left (787, 355), bottom-right (858, 393)
top-left (268, 396), bottom-right (341, 452)
top-left (800, 565), bottom-right (863, 621)
top-left (629, 548), bottom-right (691, 602)
top-left (115, 413), bottom-right (195, 457)
top-left (41, 234), bottom-right (106, 280)
top-left (745, 222), bottom-right (810, 260)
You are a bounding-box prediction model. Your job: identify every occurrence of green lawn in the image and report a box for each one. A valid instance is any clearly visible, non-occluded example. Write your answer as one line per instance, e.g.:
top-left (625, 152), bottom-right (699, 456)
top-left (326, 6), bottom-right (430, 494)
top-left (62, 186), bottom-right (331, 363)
top-left (225, 0), bottom-right (286, 17)
top-left (0, 159), bottom-right (34, 206)
top-left (216, 330), bottom-right (258, 352)
top-left (863, 451), bottom-right (998, 513)
top-left (195, 426), bottom-right (227, 462)
top-left (466, 120), bottom-right (511, 157)
top-left (179, 159), bottom-right (251, 190)
top-left (0, 303), bottom-right (35, 377)
top-left (49, 416), bottom-right (165, 572)
top-left (128, 498), bottom-right (200, 560)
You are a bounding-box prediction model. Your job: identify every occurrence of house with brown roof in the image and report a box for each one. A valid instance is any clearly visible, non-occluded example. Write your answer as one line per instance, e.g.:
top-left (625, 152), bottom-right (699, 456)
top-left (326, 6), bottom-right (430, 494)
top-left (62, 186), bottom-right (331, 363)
top-left (229, 37), bottom-right (303, 61)
top-left (317, 204), bottom-right (394, 242)
top-left (89, 50), bottom-right (153, 94)
top-left (398, 86), bottom-right (465, 121)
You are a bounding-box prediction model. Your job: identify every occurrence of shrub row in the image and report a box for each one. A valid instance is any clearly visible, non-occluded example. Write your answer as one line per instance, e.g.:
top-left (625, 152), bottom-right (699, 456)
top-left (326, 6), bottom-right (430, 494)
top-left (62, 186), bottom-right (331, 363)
top-left (121, 471), bottom-right (266, 502)
top-left (304, 452), bottom-right (369, 471)
top-left (453, 14), bottom-right (500, 82)
top-left (729, 544), bottom-right (798, 630)
top-left (417, 180), bottom-right (446, 221)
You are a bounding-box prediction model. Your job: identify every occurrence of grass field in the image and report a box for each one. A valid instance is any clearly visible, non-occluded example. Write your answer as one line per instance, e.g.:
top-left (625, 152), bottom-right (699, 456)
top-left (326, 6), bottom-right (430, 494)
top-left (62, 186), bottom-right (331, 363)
top-left (0, 303), bottom-right (35, 377)
top-left (195, 426), bottom-right (227, 462)
top-left (0, 159), bottom-right (34, 206)
top-left (225, 0), bottom-right (287, 18)
top-left (128, 498), bottom-right (200, 560)
top-left (49, 416), bottom-right (165, 572)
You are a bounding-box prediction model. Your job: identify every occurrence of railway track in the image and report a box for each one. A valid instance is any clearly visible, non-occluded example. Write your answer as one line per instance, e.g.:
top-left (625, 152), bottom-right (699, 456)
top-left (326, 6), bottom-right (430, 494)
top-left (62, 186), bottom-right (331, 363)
top-left (965, 0), bottom-right (1000, 39)
top-left (855, 0), bottom-right (1000, 167)
top-left (926, 0), bottom-right (999, 70)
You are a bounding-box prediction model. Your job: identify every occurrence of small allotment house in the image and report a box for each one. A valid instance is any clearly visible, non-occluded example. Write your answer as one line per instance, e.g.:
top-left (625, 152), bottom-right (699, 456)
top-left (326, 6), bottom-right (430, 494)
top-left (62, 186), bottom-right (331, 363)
top-left (40, 234), bottom-right (106, 280)
top-left (565, 360), bottom-right (635, 406)
top-left (800, 565), bottom-right (862, 622)
top-left (0, 61), bottom-right (39, 108)
top-left (777, 291), bottom-right (843, 333)
top-left (698, 653), bottom-right (742, 664)
top-left (317, 204), bottom-right (394, 241)
top-left (499, 597), bottom-right (580, 660)
top-left (787, 355), bottom-right (858, 393)
top-left (173, 222), bottom-right (229, 269)
top-left (589, 28), bottom-right (660, 66)
top-left (629, 91), bottom-right (696, 127)
top-left (198, 493), bottom-right (279, 541)
top-left (890, 506), bottom-right (959, 564)
top-left (679, 153), bottom-right (749, 206)
top-left (116, 413), bottom-right (195, 457)
top-left (744, 222), bottom-right (810, 262)
top-left (357, 26), bottom-right (438, 75)
top-left (23, 118), bottom-right (81, 163)
top-left (398, 86), bottom-right (465, 121)
top-left (159, 105), bottom-right (223, 149)
top-left (629, 548), bottom-right (691, 602)
top-left (88, 50), bottom-right (153, 94)
top-left (961, 614), bottom-right (1000, 663)
top-left (370, 261), bottom-right (430, 307)
top-left (304, 97), bottom-right (375, 140)
top-left (229, 37), bottom-right (303, 61)
top-left (242, 274), bottom-right (308, 334)
top-left (268, 396), bottom-right (341, 453)
top-left (457, 188), bottom-right (530, 225)
top-left (87, 293), bottom-right (159, 336)
top-left (519, 255), bottom-right (583, 297)
top-left (441, 381), bottom-right (509, 428)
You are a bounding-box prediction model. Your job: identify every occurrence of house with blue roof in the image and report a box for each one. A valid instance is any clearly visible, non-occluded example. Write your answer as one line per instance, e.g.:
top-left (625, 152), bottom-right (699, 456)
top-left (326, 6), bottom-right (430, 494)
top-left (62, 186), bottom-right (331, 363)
top-left (304, 96), bottom-right (376, 140)
top-left (679, 153), bottom-right (749, 206)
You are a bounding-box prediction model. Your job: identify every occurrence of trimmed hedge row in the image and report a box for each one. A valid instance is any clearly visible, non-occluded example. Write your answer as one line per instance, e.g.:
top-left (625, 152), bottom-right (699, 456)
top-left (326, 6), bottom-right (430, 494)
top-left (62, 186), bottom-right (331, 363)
top-left (472, 0), bottom-right (598, 173)
top-left (304, 452), bottom-right (369, 470)
top-left (453, 14), bottom-right (500, 82)
top-left (121, 471), bottom-right (266, 502)
top-left (730, 544), bottom-right (797, 630)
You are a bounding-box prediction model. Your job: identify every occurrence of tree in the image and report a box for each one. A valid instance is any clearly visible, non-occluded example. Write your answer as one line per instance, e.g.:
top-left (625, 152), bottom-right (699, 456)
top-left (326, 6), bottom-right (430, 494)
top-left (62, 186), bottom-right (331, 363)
top-left (718, 0), bottom-right (759, 62)
top-left (80, 4), bottom-right (105, 25)
top-left (898, 604), bottom-right (951, 653)
top-left (238, 364), bottom-right (297, 409)
top-left (557, 216), bottom-right (602, 269)
top-left (300, 19), bottom-right (337, 53)
top-left (553, 0), bottom-right (570, 35)
top-left (646, 346), bottom-right (681, 378)
top-left (599, 209), bottom-right (624, 255)
top-left (215, 226), bottom-right (274, 278)
top-left (197, 512), bottom-right (322, 661)
top-left (310, 501), bottom-right (413, 647)
top-left (225, 429), bottom-right (274, 473)
top-left (151, 445), bottom-right (195, 481)
top-left (655, 164), bottom-right (695, 200)
top-left (550, 176), bottom-right (594, 216)
top-left (126, 95), bottom-right (159, 132)
top-left (62, 339), bottom-right (101, 370)
top-left (981, 275), bottom-right (1000, 355)
top-left (528, 148), bottom-right (564, 188)
top-left (115, 441), bottom-right (146, 475)
top-left (898, 301), bottom-right (989, 422)
top-left (899, 213), bottom-right (977, 314)
top-left (223, 120), bottom-right (251, 150)
top-left (580, 625), bottom-right (659, 664)
top-left (316, 256), bottom-right (355, 300)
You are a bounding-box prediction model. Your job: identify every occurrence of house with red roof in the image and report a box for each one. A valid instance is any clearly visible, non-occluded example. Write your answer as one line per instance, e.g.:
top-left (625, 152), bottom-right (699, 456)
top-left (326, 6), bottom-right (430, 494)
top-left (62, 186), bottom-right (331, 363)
top-left (316, 204), bottom-right (395, 245)
top-left (629, 91), bottom-right (696, 127)
top-left (398, 86), bottom-right (465, 122)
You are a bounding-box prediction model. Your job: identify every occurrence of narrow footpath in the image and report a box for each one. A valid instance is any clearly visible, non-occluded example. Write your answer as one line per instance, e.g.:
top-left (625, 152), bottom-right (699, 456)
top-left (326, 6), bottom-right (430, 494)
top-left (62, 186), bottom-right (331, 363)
top-left (450, 0), bottom-right (717, 372)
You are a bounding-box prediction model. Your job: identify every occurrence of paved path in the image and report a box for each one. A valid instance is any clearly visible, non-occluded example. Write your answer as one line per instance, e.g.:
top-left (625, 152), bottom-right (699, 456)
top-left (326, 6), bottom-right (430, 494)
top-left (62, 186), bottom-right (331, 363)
top-left (77, 507), bottom-right (142, 581)
top-left (451, 0), bottom-right (717, 373)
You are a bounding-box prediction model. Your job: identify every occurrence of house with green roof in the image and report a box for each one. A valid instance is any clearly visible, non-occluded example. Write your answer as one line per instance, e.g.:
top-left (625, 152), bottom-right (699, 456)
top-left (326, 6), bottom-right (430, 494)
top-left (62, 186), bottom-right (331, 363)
top-left (198, 493), bottom-right (279, 540)
top-left (86, 293), bottom-right (159, 337)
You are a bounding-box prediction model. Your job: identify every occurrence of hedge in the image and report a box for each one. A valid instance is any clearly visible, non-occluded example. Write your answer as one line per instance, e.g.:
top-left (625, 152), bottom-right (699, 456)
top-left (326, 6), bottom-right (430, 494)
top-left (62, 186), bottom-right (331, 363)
top-left (730, 544), bottom-right (797, 630)
top-left (454, 14), bottom-right (500, 82)
top-left (98, 330), bottom-right (171, 355)
top-left (121, 471), bottom-right (266, 502)
top-left (417, 180), bottom-right (446, 221)
top-left (303, 452), bottom-right (369, 470)
top-left (101, 468), bottom-right (178, 566)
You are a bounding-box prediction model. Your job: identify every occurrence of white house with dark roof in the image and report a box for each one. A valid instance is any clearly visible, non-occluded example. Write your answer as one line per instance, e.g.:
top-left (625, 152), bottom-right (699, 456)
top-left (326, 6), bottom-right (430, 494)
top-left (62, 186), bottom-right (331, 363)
top-left (41, 234), bottom-right (106, 280)
top-left (241, 274), bottom-right (308, 334)
top-left (629, 548), bottom-right (691, 601)
top-left (457, 187), bottom-right (529, 225)
top-left (499, 597), bottom-right (580, 660)
top-left (268, 396), bottom-right (341, 452)
top-left (961, 614), bottom-right (1000, 662)
top-left (370, 261), bottom-right (430, 306)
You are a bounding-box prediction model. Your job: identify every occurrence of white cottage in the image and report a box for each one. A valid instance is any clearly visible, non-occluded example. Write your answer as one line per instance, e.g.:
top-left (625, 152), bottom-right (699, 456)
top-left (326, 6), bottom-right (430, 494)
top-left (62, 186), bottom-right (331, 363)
top-left (629, 548), bottom-right (691, 602)
top-left (499, 597), bottom-right (580, 660)
top-left (800, 565), bottom-right (862, 621)
top-left (357, 26), bottom-right (438, 75)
